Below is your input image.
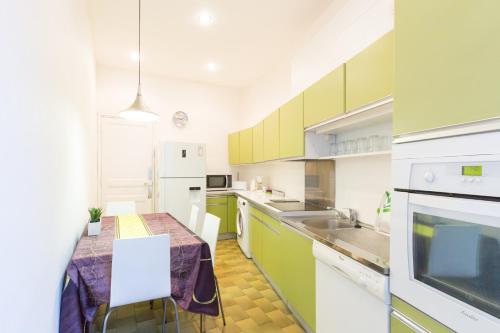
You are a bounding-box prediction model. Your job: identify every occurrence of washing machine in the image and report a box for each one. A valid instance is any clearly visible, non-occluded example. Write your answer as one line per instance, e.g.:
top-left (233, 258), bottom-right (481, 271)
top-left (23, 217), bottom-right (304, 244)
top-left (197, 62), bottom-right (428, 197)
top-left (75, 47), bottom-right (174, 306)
top-left (236, 197), bottom-right (251, 258)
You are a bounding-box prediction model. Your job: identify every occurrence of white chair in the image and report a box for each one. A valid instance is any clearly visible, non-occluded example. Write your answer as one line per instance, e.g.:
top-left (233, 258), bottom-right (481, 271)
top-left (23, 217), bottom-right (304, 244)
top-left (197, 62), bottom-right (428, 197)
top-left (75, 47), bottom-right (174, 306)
top-left (105, 201), bottom-right (136, 216)
top-left (102, 234), bottom-right (179, 333)
top-left (200, 213), bottom-right (225, 329)
top-left (188, 204), bottom-right (200, 234)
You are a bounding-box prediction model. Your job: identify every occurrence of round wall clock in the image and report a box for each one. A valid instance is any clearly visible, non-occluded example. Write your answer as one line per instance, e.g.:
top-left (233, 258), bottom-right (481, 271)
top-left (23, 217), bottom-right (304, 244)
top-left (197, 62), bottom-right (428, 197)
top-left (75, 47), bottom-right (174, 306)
top-left (172, 111), bottom-right (188, 128)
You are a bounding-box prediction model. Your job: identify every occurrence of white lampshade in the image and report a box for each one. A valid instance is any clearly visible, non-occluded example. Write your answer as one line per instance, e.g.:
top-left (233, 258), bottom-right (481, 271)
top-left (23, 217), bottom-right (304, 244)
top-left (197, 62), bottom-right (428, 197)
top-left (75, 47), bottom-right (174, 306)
top-left (119, 92), bottom-right (159, 122)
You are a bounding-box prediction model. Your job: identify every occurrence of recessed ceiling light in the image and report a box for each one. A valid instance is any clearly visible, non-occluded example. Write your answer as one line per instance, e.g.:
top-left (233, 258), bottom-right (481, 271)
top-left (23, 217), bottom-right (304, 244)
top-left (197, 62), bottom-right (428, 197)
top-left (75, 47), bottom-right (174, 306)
top-left (198, 11), bottom-right (214, 26)
top-left (207, 62), bottom-right (217, 72)
top-left (130, 50), bottom-right (140, 62)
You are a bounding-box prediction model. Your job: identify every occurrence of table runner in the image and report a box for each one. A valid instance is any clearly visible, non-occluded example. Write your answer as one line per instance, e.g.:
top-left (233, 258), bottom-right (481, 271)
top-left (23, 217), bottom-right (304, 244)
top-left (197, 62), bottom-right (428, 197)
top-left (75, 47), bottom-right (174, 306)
top-left (115, 214), bottom-right (151, 239)
top-left (59, 213), bottom-right (219, 333)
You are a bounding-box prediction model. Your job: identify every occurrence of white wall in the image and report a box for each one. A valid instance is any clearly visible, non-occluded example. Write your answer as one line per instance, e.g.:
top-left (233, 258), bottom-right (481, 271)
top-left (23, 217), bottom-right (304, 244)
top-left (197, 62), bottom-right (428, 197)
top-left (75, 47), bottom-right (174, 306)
top-left (0, 1), bottom-right (96, 332)
top-left (237, 0), bottom-right (394, 220)
top-left (96, 65), bottom-right (242, 174)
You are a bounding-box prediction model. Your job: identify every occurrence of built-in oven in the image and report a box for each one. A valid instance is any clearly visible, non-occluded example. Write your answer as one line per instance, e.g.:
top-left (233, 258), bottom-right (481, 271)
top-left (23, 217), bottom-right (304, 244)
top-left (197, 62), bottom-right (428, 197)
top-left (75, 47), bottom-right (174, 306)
top-left (392, 131), bottom-right (500, 333)
top-left (206, 174), bottom-right (232, 191)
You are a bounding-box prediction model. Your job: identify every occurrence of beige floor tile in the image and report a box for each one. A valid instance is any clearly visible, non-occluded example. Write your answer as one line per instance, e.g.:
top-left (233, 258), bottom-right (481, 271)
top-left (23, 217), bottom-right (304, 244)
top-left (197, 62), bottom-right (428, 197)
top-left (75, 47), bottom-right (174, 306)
top-left (91, 239), bottom-right (305, 333)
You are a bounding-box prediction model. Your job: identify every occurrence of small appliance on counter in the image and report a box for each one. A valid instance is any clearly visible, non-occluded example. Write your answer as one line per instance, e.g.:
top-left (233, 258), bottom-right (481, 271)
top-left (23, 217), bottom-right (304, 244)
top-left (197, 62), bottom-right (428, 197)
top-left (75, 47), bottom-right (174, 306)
top-left (206, 174), bottom-right (232, 191)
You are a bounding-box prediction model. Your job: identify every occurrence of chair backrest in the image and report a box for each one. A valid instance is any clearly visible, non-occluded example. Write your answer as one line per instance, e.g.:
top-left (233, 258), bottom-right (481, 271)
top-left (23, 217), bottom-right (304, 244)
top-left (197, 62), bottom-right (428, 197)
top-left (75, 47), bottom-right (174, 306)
top-left (188, 204), bottom-right (200, 234)
top-left (110, 234), bottom-right (171, 307)
top-left (106, 201), bottom-right (136, 216)
top-left (200, 213), bottom-right (221, 266)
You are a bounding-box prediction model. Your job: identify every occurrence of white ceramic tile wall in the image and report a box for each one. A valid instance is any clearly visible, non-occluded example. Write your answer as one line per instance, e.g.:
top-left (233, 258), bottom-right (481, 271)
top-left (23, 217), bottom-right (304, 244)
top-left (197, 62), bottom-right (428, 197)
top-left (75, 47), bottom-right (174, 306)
top-left (233, 162), bottom-right (306, 201)
top-left (335, 154), bottom-right (392, 224)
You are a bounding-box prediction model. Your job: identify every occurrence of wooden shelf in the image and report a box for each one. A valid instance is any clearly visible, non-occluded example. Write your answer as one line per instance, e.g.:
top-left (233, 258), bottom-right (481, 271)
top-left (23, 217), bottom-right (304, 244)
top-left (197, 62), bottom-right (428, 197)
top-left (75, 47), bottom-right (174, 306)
top-left (318, 150), bottom-right (391, 160)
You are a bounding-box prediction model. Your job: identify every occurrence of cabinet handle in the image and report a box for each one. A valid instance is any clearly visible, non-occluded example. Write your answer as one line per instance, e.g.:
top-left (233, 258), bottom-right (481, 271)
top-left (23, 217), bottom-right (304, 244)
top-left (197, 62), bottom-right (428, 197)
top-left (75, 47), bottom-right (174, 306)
top-left (391, 311), bottom-right (429, 333)
top-left (207, 203), bottom-right (227, 207)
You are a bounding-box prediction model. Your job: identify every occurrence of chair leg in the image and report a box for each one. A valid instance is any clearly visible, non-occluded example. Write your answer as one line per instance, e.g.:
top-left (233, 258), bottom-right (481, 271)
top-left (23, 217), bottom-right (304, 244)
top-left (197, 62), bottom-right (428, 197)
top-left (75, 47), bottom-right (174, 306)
top-left (162, 298), bottom-right (168, 333)
top-left (199, 314), bottom-right (203, 333)
top-left (168, 297), bottom-right (181, 333)
top-left (215, 276), bottom-right (226, 326)
top-left (102, 305), bottom-right (115, 333)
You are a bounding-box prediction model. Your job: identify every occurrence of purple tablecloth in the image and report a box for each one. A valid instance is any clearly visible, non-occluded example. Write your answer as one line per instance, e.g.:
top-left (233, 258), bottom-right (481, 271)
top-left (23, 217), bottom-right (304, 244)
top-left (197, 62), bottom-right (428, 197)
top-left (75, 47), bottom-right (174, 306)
top-left (59, 213), bottom-right (218, 333)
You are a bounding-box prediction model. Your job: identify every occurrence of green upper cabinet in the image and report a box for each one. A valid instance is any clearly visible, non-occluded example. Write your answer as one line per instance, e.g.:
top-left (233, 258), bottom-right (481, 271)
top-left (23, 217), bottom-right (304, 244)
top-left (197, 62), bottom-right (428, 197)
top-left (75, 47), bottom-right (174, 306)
top-left (394, 1), bottom-right (500, 136)
top-left (228, 132), bottom-right (240, 165)
top-left (252, 121), bottom-right (264, 163)
top-left (304, 64), bottom-right (345, 128)
top-left (346, 31), bottom-right (394, 112)
top-left (239, 128), bottom-right (253, 164)
top-left (227, 195), bottom-right (237, 233)
top-left (280, 224), bottom-right (316, 331)
top-left (263, 110), bottom-right (280, 161)
top-left (279, 94), bottom-right (304, 159)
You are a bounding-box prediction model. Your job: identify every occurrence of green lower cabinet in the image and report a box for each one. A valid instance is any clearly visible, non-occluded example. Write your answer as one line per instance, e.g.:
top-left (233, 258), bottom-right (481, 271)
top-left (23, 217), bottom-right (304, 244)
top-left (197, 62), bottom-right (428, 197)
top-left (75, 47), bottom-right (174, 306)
top-left (249, 213), bottom-right (262, 263)
top-left (391, 313), bottom-right (416, 333)
top-left (260, 214), bottom-right (282, 289)
top-left (391, 296), bottom-right (453, 333)
top-left (207, 196), bottom-right (228, 234)
top-left (280, 223), bottom-right (316, 331)
top-left (227, 195), bottom-right (237, 233)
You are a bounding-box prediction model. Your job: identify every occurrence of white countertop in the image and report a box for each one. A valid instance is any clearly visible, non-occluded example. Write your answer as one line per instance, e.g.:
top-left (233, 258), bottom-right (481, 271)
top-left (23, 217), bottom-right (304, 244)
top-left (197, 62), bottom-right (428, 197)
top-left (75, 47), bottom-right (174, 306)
top-left (207, 189), bottom-right (290, 214)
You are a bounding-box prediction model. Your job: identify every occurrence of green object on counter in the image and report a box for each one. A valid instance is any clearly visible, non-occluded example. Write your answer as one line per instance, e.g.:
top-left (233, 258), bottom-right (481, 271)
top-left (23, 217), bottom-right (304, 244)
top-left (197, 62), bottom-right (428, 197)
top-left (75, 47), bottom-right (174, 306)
top-left (392, 296), bottom-right (454, 333)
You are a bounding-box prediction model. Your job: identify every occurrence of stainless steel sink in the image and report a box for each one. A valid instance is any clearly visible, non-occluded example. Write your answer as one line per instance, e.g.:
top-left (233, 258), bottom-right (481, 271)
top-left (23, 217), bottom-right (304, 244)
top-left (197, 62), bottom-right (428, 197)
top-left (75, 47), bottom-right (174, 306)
top-left (299, 217), bottom-right (354, 230)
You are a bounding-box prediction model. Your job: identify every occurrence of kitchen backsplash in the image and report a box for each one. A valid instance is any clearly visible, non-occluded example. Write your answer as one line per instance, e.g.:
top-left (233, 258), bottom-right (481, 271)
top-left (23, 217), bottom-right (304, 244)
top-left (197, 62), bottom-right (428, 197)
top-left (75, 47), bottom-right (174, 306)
top-left (232, 161), bottom-right (305, 201)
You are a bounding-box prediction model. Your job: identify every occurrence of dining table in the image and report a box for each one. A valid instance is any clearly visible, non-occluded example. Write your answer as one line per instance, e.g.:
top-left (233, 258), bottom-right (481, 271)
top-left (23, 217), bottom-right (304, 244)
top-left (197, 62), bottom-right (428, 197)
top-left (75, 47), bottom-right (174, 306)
top-left (59, 213), bottom-right (219, 333)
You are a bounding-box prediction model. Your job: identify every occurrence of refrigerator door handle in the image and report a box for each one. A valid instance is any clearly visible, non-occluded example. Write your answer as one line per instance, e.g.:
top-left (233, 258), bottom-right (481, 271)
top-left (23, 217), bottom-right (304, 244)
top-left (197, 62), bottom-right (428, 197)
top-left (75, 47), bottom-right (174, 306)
top-left (189, 186), bottom-right (201, 191)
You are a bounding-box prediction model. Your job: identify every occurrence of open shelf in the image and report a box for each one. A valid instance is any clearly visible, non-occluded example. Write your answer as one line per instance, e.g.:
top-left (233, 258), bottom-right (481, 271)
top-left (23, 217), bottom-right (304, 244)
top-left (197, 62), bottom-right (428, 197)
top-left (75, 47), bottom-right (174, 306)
top-left (305, 96), bottom-right (393, 136)
top-left (318, 150), bottom-right (391, 160)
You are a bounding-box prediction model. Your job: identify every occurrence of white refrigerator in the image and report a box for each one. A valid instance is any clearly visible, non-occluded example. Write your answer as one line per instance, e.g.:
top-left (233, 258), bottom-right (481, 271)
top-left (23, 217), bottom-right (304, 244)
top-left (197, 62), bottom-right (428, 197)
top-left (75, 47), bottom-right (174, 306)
top-left (158, 141), bottom-right (206, 228)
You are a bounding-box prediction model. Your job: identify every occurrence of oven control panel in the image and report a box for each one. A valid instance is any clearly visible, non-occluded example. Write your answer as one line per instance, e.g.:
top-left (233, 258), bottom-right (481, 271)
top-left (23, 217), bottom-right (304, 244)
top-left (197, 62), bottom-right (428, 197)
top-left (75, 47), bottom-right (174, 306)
top-left (410, 161), bottom-right (500, 197)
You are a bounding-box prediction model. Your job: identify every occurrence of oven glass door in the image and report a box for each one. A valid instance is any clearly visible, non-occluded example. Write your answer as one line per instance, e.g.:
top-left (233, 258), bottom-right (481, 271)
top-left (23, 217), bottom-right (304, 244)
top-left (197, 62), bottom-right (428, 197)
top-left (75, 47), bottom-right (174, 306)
top-left (409, 194), bottom-right (500, 320)
top-left (207, 175), bottom-right (227, 189)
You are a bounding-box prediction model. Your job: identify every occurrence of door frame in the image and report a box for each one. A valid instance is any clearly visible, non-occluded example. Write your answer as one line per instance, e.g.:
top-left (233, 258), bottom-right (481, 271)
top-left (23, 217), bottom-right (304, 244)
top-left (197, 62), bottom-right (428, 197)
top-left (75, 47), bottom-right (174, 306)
top-left (97, 113), bottom-right (159, 213)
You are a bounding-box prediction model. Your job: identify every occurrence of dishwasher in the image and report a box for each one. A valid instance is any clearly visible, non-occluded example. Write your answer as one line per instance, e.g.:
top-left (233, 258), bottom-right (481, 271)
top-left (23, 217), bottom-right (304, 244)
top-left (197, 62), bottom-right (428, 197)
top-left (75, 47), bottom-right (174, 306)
top-left (313, 240), bottom-right (390, 333)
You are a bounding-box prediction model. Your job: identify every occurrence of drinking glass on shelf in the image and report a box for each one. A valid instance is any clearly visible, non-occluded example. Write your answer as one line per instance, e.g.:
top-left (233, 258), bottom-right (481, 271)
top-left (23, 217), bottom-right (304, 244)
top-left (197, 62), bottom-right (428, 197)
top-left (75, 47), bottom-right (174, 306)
top-left (348, 140), bottom-right (357, 154)
top-left (357, 137), bottom-right (368, 153)
top-left (368, 135), bottom-right (380, 152)
top-left (379, 135), bottom-right (391, 151)
top-left (337, 141), bottom-right (346, 155)
top-left (329, 142), bottom-right (337, 156)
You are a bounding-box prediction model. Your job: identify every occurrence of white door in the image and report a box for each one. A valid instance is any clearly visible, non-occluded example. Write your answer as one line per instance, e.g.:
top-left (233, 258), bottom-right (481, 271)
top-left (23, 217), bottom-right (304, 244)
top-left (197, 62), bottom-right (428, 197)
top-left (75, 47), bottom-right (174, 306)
top-left (99, 116), bottom-right (155, 214)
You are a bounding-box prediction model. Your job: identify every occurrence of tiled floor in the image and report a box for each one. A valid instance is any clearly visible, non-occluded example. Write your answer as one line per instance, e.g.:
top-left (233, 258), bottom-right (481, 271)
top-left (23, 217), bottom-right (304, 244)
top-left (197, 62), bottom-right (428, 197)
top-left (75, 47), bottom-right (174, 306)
top-left (90, 239), bottom-right (305, 333)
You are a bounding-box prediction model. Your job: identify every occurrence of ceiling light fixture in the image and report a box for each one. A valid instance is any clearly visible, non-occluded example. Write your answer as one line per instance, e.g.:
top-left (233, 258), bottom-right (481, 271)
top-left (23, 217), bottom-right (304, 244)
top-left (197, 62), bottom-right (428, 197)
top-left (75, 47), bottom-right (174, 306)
top-left (130, 50), bottom-right (140, 62)
top-left (119, 0), bottom-right (159, 122)
top-left (198, 11), bottom-right (214, 26)
top-left (207, 62), bottom-right (217, 72)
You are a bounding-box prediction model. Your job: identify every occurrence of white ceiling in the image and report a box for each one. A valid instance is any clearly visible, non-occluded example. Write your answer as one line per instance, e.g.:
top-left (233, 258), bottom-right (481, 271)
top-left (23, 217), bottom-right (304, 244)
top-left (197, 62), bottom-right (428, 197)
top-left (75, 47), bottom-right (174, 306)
top-left (88, 0), bottom-right (334, 87)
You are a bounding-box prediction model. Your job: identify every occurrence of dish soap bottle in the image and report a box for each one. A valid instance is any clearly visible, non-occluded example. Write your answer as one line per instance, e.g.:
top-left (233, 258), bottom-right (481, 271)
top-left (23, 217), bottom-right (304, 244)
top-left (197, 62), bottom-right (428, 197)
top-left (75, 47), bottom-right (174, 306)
top-left (375, 191), bottom-right (391, 235)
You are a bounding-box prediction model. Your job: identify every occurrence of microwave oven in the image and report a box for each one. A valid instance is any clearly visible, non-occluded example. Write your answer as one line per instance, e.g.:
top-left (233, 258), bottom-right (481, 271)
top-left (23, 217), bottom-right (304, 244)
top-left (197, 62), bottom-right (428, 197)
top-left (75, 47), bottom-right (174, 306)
top-left (206, 174), bottom-right (232, 190)
top-left (391, 131), bottom-right (500, 333)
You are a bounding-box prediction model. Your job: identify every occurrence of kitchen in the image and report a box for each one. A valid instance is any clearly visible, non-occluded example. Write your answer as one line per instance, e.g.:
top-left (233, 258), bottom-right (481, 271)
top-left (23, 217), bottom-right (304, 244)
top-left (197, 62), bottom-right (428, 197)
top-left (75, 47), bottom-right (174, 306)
top-left (2, 1), bottom-right (500, 333)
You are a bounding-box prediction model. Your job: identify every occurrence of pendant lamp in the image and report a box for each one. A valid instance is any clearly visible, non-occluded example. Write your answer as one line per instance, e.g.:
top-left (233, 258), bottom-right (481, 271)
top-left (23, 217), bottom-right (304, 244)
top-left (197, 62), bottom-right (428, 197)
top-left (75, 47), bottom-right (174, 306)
top-left (119, 0), bottom-right (159, 122)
